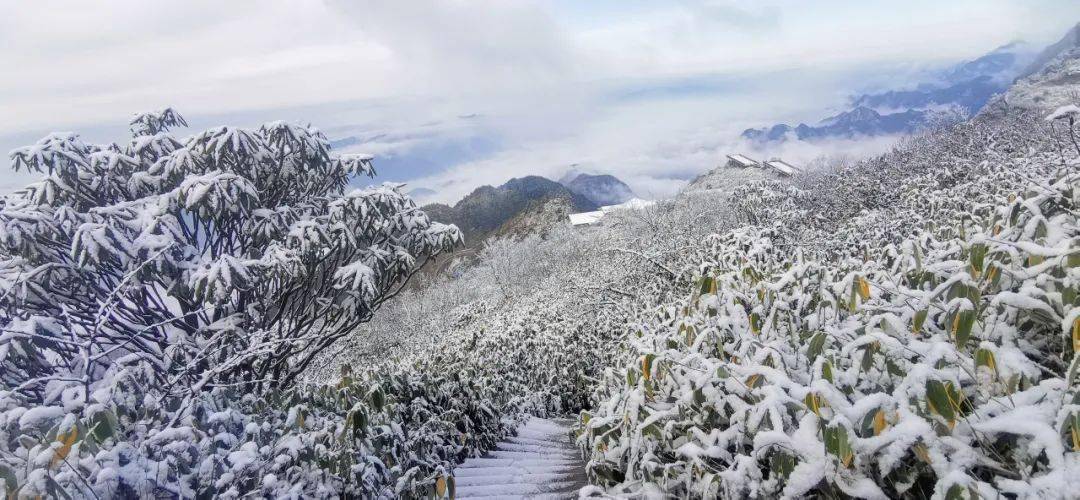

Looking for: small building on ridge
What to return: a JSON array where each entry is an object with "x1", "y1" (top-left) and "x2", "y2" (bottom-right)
[{"x1": 726, "y1": 154, "x2": 759, "y2": 168}]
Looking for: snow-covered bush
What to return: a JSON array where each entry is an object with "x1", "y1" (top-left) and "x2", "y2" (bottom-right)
[
  {"x1": 0, "y1": 357, "x2": 519, "y2": 497},
  {"x1": 579, "y1": 108, "x2": 1080, "y2": 498},
  {"x1": 0, "y1": 109, "x2": 463, "y2": 497}
]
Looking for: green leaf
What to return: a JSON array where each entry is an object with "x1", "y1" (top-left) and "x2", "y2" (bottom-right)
[
  {"x1": 944, "y1": 484, "x2": 974, "y2": 500},
  {"x1": 370, "y1": 387, "x2": 385, "y2": 412},
  {"x1": 90, "y1": 409, "x2": 116, "y2": 443},
  {"x1": 974, "y1": 348, "x2": 997, "y2": 375},
  {"x1": 821, "y1": 361, "x2": 834, "y2": 383},
  {"x1": 770, "y1": 452, "x2": 797, "y2": 479},
  {"x1": 350, "y1": 409, "x2": 368, "y2": 439},
  {"x1": 693, "y1": 388, "x2": 706, "y2": 406},
  {"x1": 952, "y1": 310, "x2": 976, "y2": 347},
  {"x1": 823, "y1": 424, "x2": 854, "y2": 467},
  {"x1": 969, "y1": 243, "x2": 987, "y2": 277},
  {"x1": 698, "y1": 276, "x2": 716, "y2": 295},
  {"x1": 860, "y1": 342, "x2": 878, "y2": 373},
  {"x1": 804, "y1": 392, "x2": 825, "y2": 416},
  {"x1": 885, "y1": 359, "x2": 905, "y2": 377},
  {"x1": 1068, "y1": 356, "x2": 1080, "y2": 389},
  {"x1": 807, "y1": 332, "x2": 826, "y2": 363},
  {"x1": 925, "y1": 380, "x2": 957, "y2": 427}
]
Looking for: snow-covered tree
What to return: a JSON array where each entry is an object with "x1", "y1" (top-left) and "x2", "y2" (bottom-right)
[{"x1": 0, "y1": 108, "x2": 461, "y2": 406}]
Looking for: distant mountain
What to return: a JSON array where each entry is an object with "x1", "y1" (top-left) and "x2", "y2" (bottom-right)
[
  {"x1": 743, "y1": 40, "x2": 1037, "y2": 144},
  {"x1": 423, "y1": 176, "x2": 597, "y2": 246},
  {"x1": 742, "y1": 106, "x2": 934, "y2": 142},
  {"x1": 561, "y1": 173, "x2": 635, "y2": 206},
  {"x1": 407, "y1": 187, "x2": 437, "y2": 199},
  {"x1": 944, "y1": 41, "x2": 1035, "y2": 85},
  {"x1": 850, "y1": 76, "x2": 1006, "y2": 114},
  {"x1": 1003, "y1": 23, "x2": 1080, "y2": 112},
  {"x1": 1016, "y1": 23, "x2": 1080, "y2": 81}
]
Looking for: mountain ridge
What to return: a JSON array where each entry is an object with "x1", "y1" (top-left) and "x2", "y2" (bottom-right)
[
  {"x1": 742, "y1": 38, "x2": 1039, "y2": 144},
  {"x1": 422, "y1": 175, "x2": 598, "y2": 247}
]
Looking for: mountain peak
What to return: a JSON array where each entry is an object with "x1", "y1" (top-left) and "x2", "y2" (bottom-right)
[
  {"x1": 423, "y1": 175, "x2": 597, "y2": 247},
  {"x1": 1001, "y1": 22, "x2": 1080, "y2": 113},
  {"x1": 820, "y1": 106, "x2": 881, "y2": 126},
  {"x1": 741, "y1": 31, "x2": 1053, "y2": 145},
  {"x1": 1012, "y1": 23, "x2": 1080, "y2": 81},
  {"x1": 561, "y1": 173, "x2": 636, "y2": 206}
]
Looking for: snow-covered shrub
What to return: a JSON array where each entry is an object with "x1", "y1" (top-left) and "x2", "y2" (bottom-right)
[
  {"x1": 579, "y1": 108, "x2": 1080, "y2": 498},
  {"x1": 0, "y1": 354, "x2": 517, "y2": 497},
  {"x1": 0, "y1": 109, "x2": 463, "y2": 497}
]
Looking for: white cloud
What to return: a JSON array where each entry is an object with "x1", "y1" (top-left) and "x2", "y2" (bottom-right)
[
  {"x1": 403, "y1": 77, "x2": 902, "y2": 204},
  {"x1": 3, "y1": 0, "x2": 1080, "y2": 197}
]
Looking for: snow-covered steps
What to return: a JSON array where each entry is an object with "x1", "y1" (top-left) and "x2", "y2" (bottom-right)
[{"x1": 454, "y1": 417, "x2": 587, "y2": 499}]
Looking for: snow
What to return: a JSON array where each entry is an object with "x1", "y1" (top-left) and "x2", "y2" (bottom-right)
[
  {"x1": 0, "y1": 107, "x2": 467, "y2": 499},
  {"x1": 568, "y1": 210, "x2": 604, "y2": 226},
  {"x1": 578, "y1": 103, "x2": 1080, "y2": 498},
  {"x1": 765, "y1": 159, "x2": 801, "y2": 176},
  {"x1": 727, "y1": 154, "x2": 759, "y2": 167},
  {"x1": 570, "y1": 198, "x2": 656, "y2": 226},
  {"x1": 599, "y1": 198, "x2": 656, "y2": 212},
  {"x1": 1046, "y1": 104, "x2": 1080, "y2": 121},
  {"x1": 454, "y1": 417, "x2": 586, "y2": 499},
  {"x1": 17, "y1": 406, "x2": 63, "y2": 430}
]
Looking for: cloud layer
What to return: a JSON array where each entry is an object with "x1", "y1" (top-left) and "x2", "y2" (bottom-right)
[{"x1": 3, "y1": 1, "x2": 1079, "y2": 198}]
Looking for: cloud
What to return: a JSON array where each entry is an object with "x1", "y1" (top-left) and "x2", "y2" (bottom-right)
[
  {"x1": 3, "y1": 0, "x2": 1080, "y2": 198},
  {"x1": 7, "y1": 0, "x2": 1079, "y2": 136},
  {"x1": 326, "y1": 1, "x2": 580, "y2": 93},
  {"x1": 400, "y1": 76, "x2": 904, "y2": 204},
  {"x1": 688, "y1": 1, "x2": 781, "y2": 31}
]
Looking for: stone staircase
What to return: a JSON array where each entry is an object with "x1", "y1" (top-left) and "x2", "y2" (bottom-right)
[{"x1": 454, "y1": 417, "x2": 587, "y2": 499}]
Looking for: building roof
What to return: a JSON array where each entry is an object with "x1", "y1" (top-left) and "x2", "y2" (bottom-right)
[
  {"x1": 766, "y1": 159, "x2": 801, "y2": 176},
  {"x1": 726, "y1": 154, "x2": 758, "y2": 167}
]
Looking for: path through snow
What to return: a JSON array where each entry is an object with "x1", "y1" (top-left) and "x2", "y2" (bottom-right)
[{"x1": 454, "y1": 417, "x2": 587, "y2": 499}]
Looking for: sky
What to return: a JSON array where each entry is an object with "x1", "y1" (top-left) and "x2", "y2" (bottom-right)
[{"x1": 2, "y1": 1, "x2": 1079, "y2": 201}]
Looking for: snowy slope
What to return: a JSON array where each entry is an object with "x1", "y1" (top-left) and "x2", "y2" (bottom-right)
[
  {"x1": 1003, "y1": 23, "x2": 1080, "y2": 112},
  {"x1": 682, "y1": 162, "x2": 780, "y2": 194}
]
